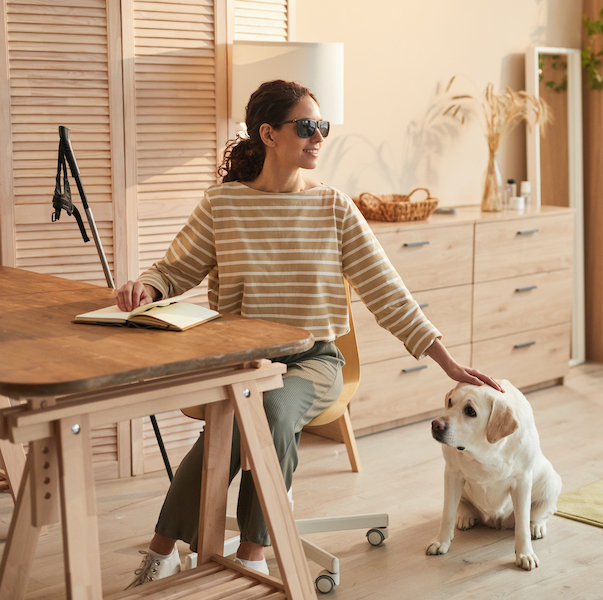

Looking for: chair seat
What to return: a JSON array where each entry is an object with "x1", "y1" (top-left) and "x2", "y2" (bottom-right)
[{"x1": 305, "y1": 381, "x2": 357, "y2": 427}]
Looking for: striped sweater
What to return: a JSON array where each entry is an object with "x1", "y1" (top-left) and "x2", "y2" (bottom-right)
[{"x1": 138, "y1": 181, "x2": 441, "y2": 359}]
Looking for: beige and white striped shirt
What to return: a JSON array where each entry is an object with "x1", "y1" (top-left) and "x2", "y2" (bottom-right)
[{"x1": 138, "y1": 182, "x2": 441, "y2": 359}]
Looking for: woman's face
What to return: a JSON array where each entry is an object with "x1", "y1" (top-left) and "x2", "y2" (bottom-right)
[{"x1": 269, "y1": 95, "x2": 325, "y2": 171}]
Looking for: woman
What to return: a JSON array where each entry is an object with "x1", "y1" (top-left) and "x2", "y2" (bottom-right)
[{"x1": 118, "y1": 79, "x2": 502, "y2": 587}]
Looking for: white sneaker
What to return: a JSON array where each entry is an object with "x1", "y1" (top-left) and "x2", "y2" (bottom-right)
[
  {"x1": 184, "y1": 552, "x2": 268, "y2": 576},
  {"x1": 233, "y1": 556, "x2": 269, "y2": 575},
  {"x1": 125, "y1": 547, "x2": 180, "y2": 589},
  {"x1": 184, "y1": 552, "x2": 198, "y2": 570}
]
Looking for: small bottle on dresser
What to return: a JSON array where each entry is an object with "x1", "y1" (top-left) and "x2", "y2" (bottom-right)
[
  {"x1": 509, "y1": 196, "x2": 525, "y2": 210},
  {"x1": 504, "y1": 179, "x2": 516, "y2": 206},
  {"x1": 520, "y1": 181, "x2": 531, "y2": 206}
]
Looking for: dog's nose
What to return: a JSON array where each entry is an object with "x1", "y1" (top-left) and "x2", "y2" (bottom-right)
[{"x1": 431, "y1": 418, "x2": 447, "y2": 432}]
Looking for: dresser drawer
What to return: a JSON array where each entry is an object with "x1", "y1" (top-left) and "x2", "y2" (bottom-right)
[
  {"x1": 375, "y1": 224, "x2": 474, "y2": 291},
  {"x1": 471, "y1": 323, "x2": 570, "y2": 389},
  {"x1": 350, "y1": 344, "x2": 471, "y2": 436},
  {"x1": 352, "y1": 284, "x2": 472, "y2": 363},
  {"x1": 474, "y1": 213, "x2": 573, "y2": 282},
  {"x1": 472, "y1": 270, "x2": 572, "y2": 342}
]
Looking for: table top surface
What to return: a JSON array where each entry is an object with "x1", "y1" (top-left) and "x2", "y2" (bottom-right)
[{"x1": 0, "y1": 267, "x2": 314, "y2": 397}]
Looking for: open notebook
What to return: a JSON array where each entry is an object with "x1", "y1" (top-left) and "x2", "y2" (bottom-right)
[{"x1": 74, "y1": 294, "x2": 219, "y2": 331}]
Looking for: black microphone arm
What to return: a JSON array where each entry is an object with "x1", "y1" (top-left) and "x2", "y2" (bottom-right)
[{"x1": 58, "y1": 126, "x2": 115, "y2": 289}]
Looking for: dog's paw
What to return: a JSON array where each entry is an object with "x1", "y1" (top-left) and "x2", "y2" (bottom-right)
[
  {"x1": 425, "y1": 540, "x2": 451, "y2": 555},
  {"x1": 531, "y1": 521, "x2": 547, "y2": 539},
  {"x1": 456, "y1": 515, "x2": 479, "y2": 531},
  {"x1": 516, "y1": 550, "x2": 539, "y2": 570}
]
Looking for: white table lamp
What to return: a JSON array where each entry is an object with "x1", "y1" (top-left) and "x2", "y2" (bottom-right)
[{"x1": 231, "y1": 40, "x2": 344, "y2": 125}]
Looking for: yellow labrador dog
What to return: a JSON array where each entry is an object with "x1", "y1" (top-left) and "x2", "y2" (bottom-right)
[{"x1": 425, "y1": 380, "x2": 561, "y2": 570}]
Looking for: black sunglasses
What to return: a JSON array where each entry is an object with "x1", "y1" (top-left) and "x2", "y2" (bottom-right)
[{"x1": 276, "y1": 118, "x2": 330, "y2": 138}]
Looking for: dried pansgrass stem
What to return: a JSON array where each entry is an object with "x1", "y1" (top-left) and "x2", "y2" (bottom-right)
[
  {"x1": 443, "y1": 76, "x2": 552, "y2": 153},
  {"x1": 442, "y1": 76, "x2": 552, "y2": 210}
]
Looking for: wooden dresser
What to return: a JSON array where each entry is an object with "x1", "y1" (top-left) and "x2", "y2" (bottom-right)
[{"x1": 345, "y1": 205, "x2": 574, "y2": 438}]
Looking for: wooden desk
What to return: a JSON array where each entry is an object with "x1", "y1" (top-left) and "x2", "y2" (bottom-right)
[{"x1": 0, "y1": 266, "x2": 317, "y2": 600}]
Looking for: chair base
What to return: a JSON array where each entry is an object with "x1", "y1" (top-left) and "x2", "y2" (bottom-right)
[{"x1": 184, "y1": 512, "x2": 389, "y2": 594}]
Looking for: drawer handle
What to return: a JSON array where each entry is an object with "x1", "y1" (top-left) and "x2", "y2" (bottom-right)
[
  {"x1": 418, "y1": 303, "x2": 429, "y2": 309},
  {"x1": 514, "y1": 341, "x2": 536, "y2": 349},
  {"x1": 515, "y1": 285, "x2": 538, "y2": 293},
  {"x1": 402, "y1": 241, "x2": 430, "y2": 248},
  {"x1": 516, "y1": 228, "x2": 539, "y2": 235},
  {"x1": 401, "y1": 364, "x2": 428, "y2": 374}
]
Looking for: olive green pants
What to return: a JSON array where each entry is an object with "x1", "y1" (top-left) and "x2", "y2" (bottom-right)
[{"x1": 154, "y1": 341, "x2": 344, "y2": 550}]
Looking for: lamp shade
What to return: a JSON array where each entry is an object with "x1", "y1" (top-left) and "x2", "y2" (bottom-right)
[{"x1": 231, "y1": 41, "x2": 344, "y2": 124}]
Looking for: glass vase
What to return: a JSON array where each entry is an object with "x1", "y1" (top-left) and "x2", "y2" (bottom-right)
[{"x1": 481, "y1": 151, "x2": 503, "y2": 212}]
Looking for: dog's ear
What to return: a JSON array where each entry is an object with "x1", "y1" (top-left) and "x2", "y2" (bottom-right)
[
  {"x1": 444, "y1": 387, "x2": 455, "y2": 406},
  {"x1": 486, "y1": 398, "x2": 520, "y2": 443}
]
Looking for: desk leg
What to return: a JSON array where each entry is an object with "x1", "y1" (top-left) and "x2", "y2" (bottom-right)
[
  {"x1": 28, "y1": 397, "x2": 60, "y2": 528},
  {"x1": 30, "y1": 437, "x2": 60, "y2": 528},
  {"x1": 0, "y1": 455, "x2": 43, "y2": 600},
  {"x1": 0, "y1": 396, "x2": 26, "y2": 502},
  {"x1": 229, "y1": 380, "x2": 316, "y2": 600},
  {"x1": 56, "y1": 414, "x2": 103, "y2": 600},
  {"x1": 197, "y1": 399, "x2": 234, "y2": 565}
]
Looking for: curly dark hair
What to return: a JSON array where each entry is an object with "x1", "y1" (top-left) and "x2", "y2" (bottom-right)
[{"x1": 217, "y1": 80, "x2": 318, "y2": 182}]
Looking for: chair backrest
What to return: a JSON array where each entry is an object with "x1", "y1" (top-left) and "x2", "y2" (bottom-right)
[
  {"x1": 304, "y1": 280, "x2": 360, "y2": 427},
  {"x1": 181, "y1": 280, "x2": 360, "y2": 425}
]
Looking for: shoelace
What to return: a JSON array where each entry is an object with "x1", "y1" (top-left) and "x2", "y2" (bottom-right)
[{"x1": 125, "y1": 551, "x2": 162, "y2": 589}]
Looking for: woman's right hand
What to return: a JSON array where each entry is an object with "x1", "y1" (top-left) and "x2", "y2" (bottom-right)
[{"x1": 115, "y1": 281, "x2": 157, "y2": 312}]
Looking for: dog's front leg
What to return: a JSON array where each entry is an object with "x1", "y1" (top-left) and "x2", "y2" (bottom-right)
[
  {"x1": 511, "y1": 474, "x2": 539, "y2": 570},
  {"x1": 426, "y1": 466, "x2": 464, "y2": 556}
]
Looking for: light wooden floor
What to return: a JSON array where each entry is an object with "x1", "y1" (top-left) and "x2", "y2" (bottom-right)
[{"x1": 2, "y1": 363, "x2": 603, "y2": 600}]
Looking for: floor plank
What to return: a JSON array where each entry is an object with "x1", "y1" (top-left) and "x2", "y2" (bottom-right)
[{"x1": 1, "y1": 363, "x2": 603, "y2": 599}]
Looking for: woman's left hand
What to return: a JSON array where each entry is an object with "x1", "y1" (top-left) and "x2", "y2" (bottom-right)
[
  {"x1": 442, "y1": 362, "x2": 504, "y2": 392},
  {"x1": 424, "y1": 338, "x2": 504, "y2": 392}
]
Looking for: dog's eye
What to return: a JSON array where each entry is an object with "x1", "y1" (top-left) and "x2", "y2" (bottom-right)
[
  {"x1": 464, "y1": 405, "x2": 477, "y2": 418},
  {"x1": 447, "y1": 397, "x2": 452, "y2": 408}
]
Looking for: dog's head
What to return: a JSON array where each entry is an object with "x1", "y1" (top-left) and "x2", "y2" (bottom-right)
[{"x1": 431, "y1": 380, "x2": 520, "y2": 453}]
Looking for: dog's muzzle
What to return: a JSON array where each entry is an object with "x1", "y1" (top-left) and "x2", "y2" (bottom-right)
[
  {"x1": 431, "y1": 418, "x2": 447, "y2": 444},
  {"x1": 431, "y1": 418, "x2": 465, "y2": 451}
]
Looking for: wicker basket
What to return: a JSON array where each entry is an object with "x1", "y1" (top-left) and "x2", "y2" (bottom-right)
[{"x1": 353, "y1": 188, "x2": 439, "y2": 222}]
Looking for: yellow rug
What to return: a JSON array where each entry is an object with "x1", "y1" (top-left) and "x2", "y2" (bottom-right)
[{"x1": 555, "y1": 480, "x2": 603, "y2": 528}]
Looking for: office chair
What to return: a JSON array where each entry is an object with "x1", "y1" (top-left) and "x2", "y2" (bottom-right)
[{"x1": 181, "y1": 281, "x2": 389, "y2": 593}]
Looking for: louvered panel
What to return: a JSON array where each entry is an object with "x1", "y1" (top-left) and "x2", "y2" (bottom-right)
[
  {"x1": 91, "y1": 425, "x2": 118, "y2": 462},
  {"x1": 16, "y1": 221, "x2": 114, "y2": 286},
  {"x1": 142, "y1": 411, "x2": 204, "y2": 474},
  {"x1": 234, "y1": 0, "x2": 288, "y2": 41},
  {"x1": 135, "y1": 0, "x2": 213, "y2": 15},
  {"x1": 138, "y1": 216, "x2": 189, "y2": 272},
  {"x1": 138, "y1": 188, "x2": 209, "y2": 202},
  {"x1": 142, "y1": 416, "x2": 204, "y2": 450},
  {"x1": 235, "y1": 24, "x2": 287, "y2": 41},
  {"x1": 91, "y1": 423, "x2": 120, "y2": 481},
  {"x1": 132, "y1": 0, "x2": 216, "y2": 271},
  {"x1": 137, "y1": 156, "x2": 213, "y2": 171},
  {"x1": 6, "y1": 0, "x2": 115, "y2": 285},
  {"x1": 138, "y1": 214, "x2": 210, "y2": 302}
]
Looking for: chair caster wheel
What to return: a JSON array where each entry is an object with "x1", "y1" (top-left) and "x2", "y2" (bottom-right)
[
  {"x1": 366, "y1": 527, "x2": 387, "y2": 546},
  {"x1": 315, "y1": 570, "x2": 338, "y2": 593}
]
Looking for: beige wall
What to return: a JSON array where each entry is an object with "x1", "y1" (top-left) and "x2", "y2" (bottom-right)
[{"x1": 296, "y1": 0, "x2": 582, "y2": 205}]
